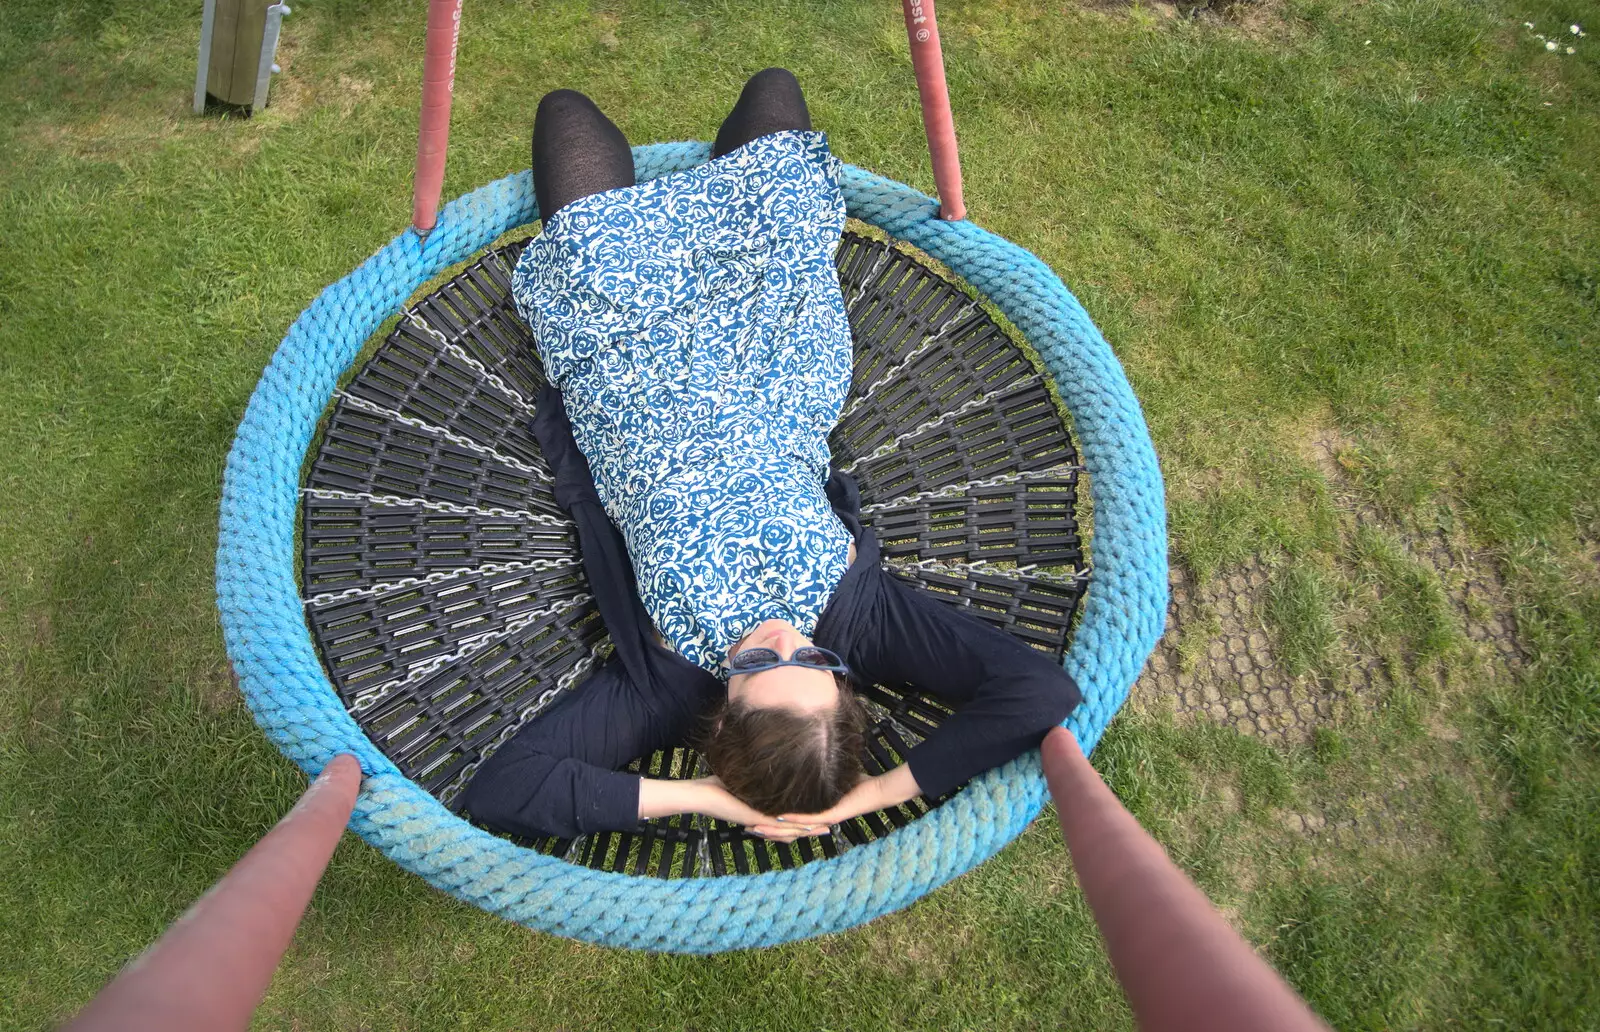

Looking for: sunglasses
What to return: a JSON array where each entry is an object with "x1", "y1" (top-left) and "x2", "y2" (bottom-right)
[{"x1": 727, "y1": 645, "x2": 851, "y2": 678}]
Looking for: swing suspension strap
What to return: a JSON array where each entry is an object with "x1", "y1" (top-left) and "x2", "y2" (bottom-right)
[
  {"x1": 901, "y1": 0, "x2": 965, "y2": 221},
  {"x1": 413, "y1": 0, "x2": 463, "y2": 235},
  {"x1": 409, "y1": 0, "x2": 967, "y2": 235}
]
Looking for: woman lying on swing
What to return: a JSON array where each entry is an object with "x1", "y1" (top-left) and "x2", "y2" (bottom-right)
[{"x1": 462, "y1": 69, "x2": 1081, "y2": 843}]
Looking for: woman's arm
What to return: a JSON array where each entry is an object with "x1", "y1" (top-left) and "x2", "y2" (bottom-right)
[
  {"x1": 640, "y1": 776, "x2": 801, "y2": 830},
  {"x1": 845, "y1": 567, "x2": 1081, "y2": 801},
  {"x1": 769, "y1": 586, "x2": 1077, "y2": 834},
  {"x1": 461, "y1": 654, "x2": 661, "y2": 839},
  {"x1": 472, "y1": 385, "x2": 759, "y2": 837},
  {"x1": 637, "y1": 778, "x2": 710, "y2": 821},
  {"x1": 808, "y1": 469, "x2": 1080, "y2": 829},
  {"x1": 462, "y1": 644, "x2": 728, "y2": 838},
  {"x1": 460, "y1": 619, "x2": 777, "y2": 836},
  {"x1": 764, "y1": 598, "x2": 1068, "y2": 832}
]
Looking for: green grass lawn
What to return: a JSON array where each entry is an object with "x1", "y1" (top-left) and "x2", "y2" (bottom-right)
[{"x1": 3, "y1": 0, "x2": 1598, "y2": 1028}]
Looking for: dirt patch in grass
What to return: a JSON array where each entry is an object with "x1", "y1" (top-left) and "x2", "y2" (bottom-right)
[
  {"x1": 1131, "y1": 405, "x2": 1532, "y2": 854},
  {"x1": 1277, "y1": 779, "x2": 1438, "y2": 857},
  {"x1": 864, "y1": 907, "x2": 976, "y2": 979},
  {"x1": 1080, "y1": 0, "x2": 1292, "y2": 37},
  {"x1": 1571, "y1": 535, "x2": 1600, "y2": 593},
  {"x1": 1131, "y1": 485, "x2": 1527, "y2": 750},
  {"x1": 1231, "y1": 1, "x2": 1296, "y2": 41},
  {"x1": 1296, "y1": 416, "x2": 1357, "y2": 486},
  {"x1": 331, "y1": 74, "x2": 374, "y2": 116},
  {"x1": 23, "y1": 609, "x2": 53, "y2": 648},
  {"x1": 37, "y1": 110, "x2": 182, "y2": 161},
  {"x1": 1082, "y1": 1, "x2": 1183, "y2": 20},
  {"x1": 199, "y1": 659, "x2": 243, "y2": 714},
  {"x1": 254, "y1": 30, "x2": 310, "y2": 121}
]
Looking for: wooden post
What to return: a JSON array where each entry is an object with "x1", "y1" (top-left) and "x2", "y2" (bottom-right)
[{"x1": 194, "y1": 0, "x2": 290, "y2": 113}]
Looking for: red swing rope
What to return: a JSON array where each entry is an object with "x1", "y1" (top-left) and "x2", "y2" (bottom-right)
[
  {"x1": 410, "y1": 0, "x2": 967, "y2": 234},
  {"x1": 412, "y1": 0, "x2": 464, "y2": 235},
  {"x1": 901, "y1": 0, "x2": 966, "y2": 221}
]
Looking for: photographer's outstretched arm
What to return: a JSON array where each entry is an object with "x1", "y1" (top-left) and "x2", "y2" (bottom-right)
[
  {"x1": 62, "y1": 755, "x2": 362, "y2": 1032},
  {"x1": 1041, "y1": 728, "x2": 1329, "y2": 1032}
]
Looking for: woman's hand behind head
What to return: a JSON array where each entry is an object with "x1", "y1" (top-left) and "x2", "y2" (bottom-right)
[
  {"x1": 754, "y1": 764, "x2": 924, "y2": 840},
  {"x1": 687, "y1": 777, "x2": 786, "y2": 829}
]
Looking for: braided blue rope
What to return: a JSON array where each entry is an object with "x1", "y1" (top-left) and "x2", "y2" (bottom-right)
[{"x1": 216, "y1": 142, "x2": 1167, "y2": 953}]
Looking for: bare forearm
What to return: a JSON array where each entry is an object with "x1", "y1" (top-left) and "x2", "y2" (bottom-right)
[
  {"x1": 869, "y1": 762, "x2": 921, "y2": 810},
  {"x1": 637, "y1": 778, "x2": 705, "y2": 820},
  {"x1": 1042, "y1": 729, "x2": 1328, "y2": 1032}
]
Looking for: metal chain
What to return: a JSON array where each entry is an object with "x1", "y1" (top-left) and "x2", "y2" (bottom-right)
[
  {"x1": 303, "y1": 556, "x2": 580, "y2": 608},
  {"x1": 302, "y1": 487, "x2": 572, "y2": 528},
  {"x1": 486, "y1": 246, "x2": 517, "y2": 281},
  {"x1": 404, "y1": 311, "x2": 537, "y2": 414},
  {"x1": 346, "y1": 592, "x2": 594, "y2": 714},
  {"x1": 336, "y1": 390, "x2": 545, "y2": 476},
  {"x1": 859, "y1": 462, "x2": 1083, "y2": 514},
  {"x1": 837, "y1": 299, "x2": 977, "y2": 422},
  {"x1": 861, "y1": 694, "x2": 928, "y2": 753},
  {"x1": 850, "y1": 246, "x2": 893, "y2": 306},
  {"x1": 435, "y1": 647, "x2": 601, "y2": 807},
  {"x1": 885, "y1": 554, "x2": 1090, "y2": 589},
  {"x1": 840, "y1": 385, "x2": 1007, "y2": 475}
]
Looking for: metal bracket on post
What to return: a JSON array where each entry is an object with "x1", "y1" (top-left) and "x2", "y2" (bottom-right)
[
  {"x1": 252, "y1": 3, "x2": 293, "y2": 113},
  {"x1": 193, "y1": 0, "x2": 219, "y2": 115}
]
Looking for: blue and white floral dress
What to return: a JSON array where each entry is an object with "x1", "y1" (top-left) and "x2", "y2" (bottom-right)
[{"x1": 511, "y1": 130, "x2": 854, "y2": 676}]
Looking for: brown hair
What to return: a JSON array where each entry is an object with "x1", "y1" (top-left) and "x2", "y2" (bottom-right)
[{"x1": 697, "y1": 677, "x2": 868, "y2": 816}]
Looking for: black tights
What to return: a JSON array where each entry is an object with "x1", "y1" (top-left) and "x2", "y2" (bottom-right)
[{"x1": 532, "y1": 68, "x2": 813, "y2": 222}]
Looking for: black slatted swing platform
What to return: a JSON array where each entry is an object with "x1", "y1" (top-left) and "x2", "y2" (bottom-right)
[{"x1": 299, "y1": 229, "x2": 1087, "y2": 877}]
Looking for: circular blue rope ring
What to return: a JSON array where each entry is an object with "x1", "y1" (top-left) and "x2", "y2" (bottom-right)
[{"x1": 217, "y1": 143, "x2": 1168, "y2": 953}]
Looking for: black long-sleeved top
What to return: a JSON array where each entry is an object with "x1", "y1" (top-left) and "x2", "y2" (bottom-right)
[{"x1": 461, "y1": 386, "x2": 1082, "y2": 839}]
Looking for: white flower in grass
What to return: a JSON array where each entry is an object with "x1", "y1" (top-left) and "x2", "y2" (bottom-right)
[
  {"x1": 1546, "y1": 40, "x2": 1558, "y2": 50},
  {"x1": 1524, "y1": 22, "x2": 1534, "y2": 29},
  {"x1": 1573, "y1": 25, "x2": 1584, "y2": 36},
  {"x1": 1568, "y1": 47, "x2": 1577, "y2": 54}
]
